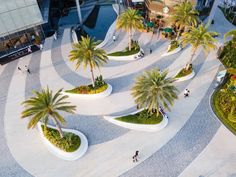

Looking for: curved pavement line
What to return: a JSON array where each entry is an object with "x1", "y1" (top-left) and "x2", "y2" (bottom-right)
[
  {"x1": 40, "y1": 37, "x2": 74, "y2": 91},
  {"x1": 59, "y1": 29, "x2": 153, "y2": 80},
  {"x1": 59, "y1": 28, "x2": 202, "y2": 82},
  {"x1": 58, "y1": 45, "x2": 204, "y2": 116},
  {"x1": 43, "y1": 34, "x2": 204, "y2": 116},
  {"x1": 0, "y1": 58, "x2": 32, "y2": 177},
  {"x1": 60, "y1": 29, "x2": 134, "y2": 70},
  {"x1": 121, "y1": 72, "x2": 221, "y2": 177},
  {"x1": 179, "y1": 126, "x2": 236, "y2": 177},
  {"x1": 59, "y1": 37, "x2": 168, "y2": 80},
  {"x1": 52, "y1": 32, "x2": 90, "y2": 86},
  {"x1": 25, "y1": 50, "x2": 43, "y2": 98},
  {"x1": 4, "y1": 47, "x2": 220, "y2": 177}
]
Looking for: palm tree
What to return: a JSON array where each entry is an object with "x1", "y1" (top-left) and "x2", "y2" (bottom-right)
[
  {"x1": 224, "y1": 29, "x2": 236, "y2": 42},
  {"x1": 69, "y1": 36, "x2": 108, "y2": 87},
  {"x1": 132, "y1": 68, "x2": 178, "y2": 116},
  {"x1": 181, "y1": 24, "x2": 218, "y2": 70},
  {"x1": 21, "y1": 88, "x2": 76, "y2": 138},
  {"x1": 168, "y1": 0, "x2": 199, "y2": 39},
  {"x1": 116, "y1": 8, "x2": 144, "y2": 51}
]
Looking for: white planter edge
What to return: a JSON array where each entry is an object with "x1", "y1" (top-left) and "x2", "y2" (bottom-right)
[
  {"x1": 175, "y1": 70, "x2": 195, "y2": 82},
  {"x1": 108, "y1": 49, "x2": 143, "y2": 61},
  {"x1": 103, "y1": 109, "x2": 168, "y2": 132},
  {"x1": 162, "y1": 46, "x2": 182, "y2": 57},
  {"x1": 63, "y1": 84, "x2": 112, "y2": 100},
  {"x1": 37, "y1": 123, "x2": 88, "y2": 161}
]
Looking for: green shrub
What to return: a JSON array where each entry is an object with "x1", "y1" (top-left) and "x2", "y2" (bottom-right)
[
  {"x1": 175, "y1": 64, "x2": 193, "y2": 78},
  {"x1": 212, "y1": 78, "x2": 236, "y2": 134},
  {"x1": 108, "y1": 40, "x2": 140, "y2": 56},
  {"x1": 228, "y1": 105, "x2": 236, "y2": 123},
  {"x1": 65, "y1": 75, "x2": 108, "y2": 94},
  {"x1": 94, "y1": 75, "x2": 106, "y2": 88},
  {"x1": 218, "y1": 41, "x2": 236, "y2": 68},
  {"x1": 116, "y1": 109, "x2": 163, "y2": 124},
  {"x1": 42, "y1": 125, "x2": 81, "y2": 152},
  {"x1": 66, "y1": 84, "x2": 108, "y2": 94},
  {"x1": 168, "y1": 40, "x2": 179, "y2": 52}
]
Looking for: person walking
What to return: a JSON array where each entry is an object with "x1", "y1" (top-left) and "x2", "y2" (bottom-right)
[
  {"x1": 25, "y1": 65, "x2": 31, "y2": 74},
  {"x1": 132, "y1": 150, "x2": 139, "y2": 162},
  {"x1": 150, "y1": 48, "x2": 152, "y2": 54},
  {"x1": 140, "y1": 49, "x2": 144, "y2": 56},
  {"x1": 184, "y1": 89, "x2": 190, "y2": 98},
  {"x1": 53, "y1": 32, "x2": 57, "y2": 40},
  {"x1": 27, "y1": 46, "x2": 32, "y2": 53},
  {"x1": 159, "y1": 106, "x2": 165, "y2": 115},
  {"x1": 113, "y1": 34, "x2": 116, "y2": 42},
  {"x1": 39, "y1": 43, "x2": 43, "y2": 51}
]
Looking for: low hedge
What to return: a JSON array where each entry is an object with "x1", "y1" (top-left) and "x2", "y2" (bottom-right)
[
  {"x1": 108, "y1": 41, "x2": 140, "y2": 56},
  {"x1": 168, "y1": 40, "x2": 179, "y2": 52},
  {"x1": 42, "y1": 125, "x2": 81, "y2": 152},
  {"x1": 65, "y1": 83, "x2": 108, "y2": 94},
  {"x1": 108, "y1": 47, "x2": 140, "y2": 56},
  {"x1": 212, "y1": 78, "x2": 236, "y2": 134},
  {"x1": 116, "y1": 109, "x2": 163, "y2": 124},
  {"x1": 175, "y1": 64, "x2": 193, "y2": 78},
  {"x1": 218, "y1": 41, "x2": 236, "y2": 68}
]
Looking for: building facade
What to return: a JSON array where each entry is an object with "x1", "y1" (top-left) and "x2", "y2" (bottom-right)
[
  {"x1": 0, "y1": 0, "x2": 45, "y2": 59},
  {"x1": 145, "y1": 0, "x2": 215, "y2": 18}
]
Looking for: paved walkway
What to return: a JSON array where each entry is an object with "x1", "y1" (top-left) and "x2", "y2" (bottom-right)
[{"x1": 0, "y1": 5, "x2": 235, "y2": 177}]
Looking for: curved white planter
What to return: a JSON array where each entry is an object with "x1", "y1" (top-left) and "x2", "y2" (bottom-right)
[
  {"x1": 108, "y1": 49, "x2": 143, "y2": 61},
  {"x1": 103, "y1": 110, "x2": 168, "y2": 132},
  {"x1": 162, "y1": 46, "x2": 182, "y2": 57},
  {"x1": 37, "y1": 123, "x2": 88, "y2": 161},
  {"x1": 63, "y1": 84, "x2": 112, "y2": 100},
  {"x1": 175, "y1": 70, "x2": 195, "y2": 82}
]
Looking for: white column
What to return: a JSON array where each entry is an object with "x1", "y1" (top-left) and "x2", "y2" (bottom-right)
[{"x1": 75, "y1": 0, "x2": 83, "y2": 25}]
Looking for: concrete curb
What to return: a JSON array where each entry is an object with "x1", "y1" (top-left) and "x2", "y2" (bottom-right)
[
  {"x1": 162, "y1": 46, "x2": 182, "y2": 57},
  {"x1": 175, "y1": 70, "x2": 195, "y2": 82},
  {"x1": 62, "y1": 84, "x2": 112, "y2": 99},
  {"x1": 103, "y1": 110, "x2": 168, "y2": 132},
  {"x1": 37, "y1": 123, "x2": 88, "y2": 161}
]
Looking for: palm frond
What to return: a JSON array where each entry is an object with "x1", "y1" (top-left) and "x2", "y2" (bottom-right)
[
  {"x1": 132, "y1": 68, "x2": 178, "y2": 114},
  {"x1": 21, "y1": 87, "x2": 76, "y2": 130}
]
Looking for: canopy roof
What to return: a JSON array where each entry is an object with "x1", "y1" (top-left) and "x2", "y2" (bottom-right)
[
  {"x1": 132, "y1": 0, "x2": 144, "y2": 2},
  {"x1": 147, "y1": 21, "x2": 154, "y2": 27},
  {"x1": 0, "y1": 0, "x2": 44, "y2": 37},
  {"x1": 163, "y1": 28, "x2": 173, "y2": 33}
]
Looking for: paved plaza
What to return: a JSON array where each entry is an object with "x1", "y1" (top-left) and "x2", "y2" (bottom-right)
[{"x1": 0, "y1": 5, "x2": 236, "y2": 177}]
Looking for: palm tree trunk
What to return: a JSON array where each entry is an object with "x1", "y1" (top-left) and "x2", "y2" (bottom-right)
[
  {"x1": 176, "y1": 26, "x2": 184, "y2": 40},
  {"x1": 176, "y1": 30, "x2": 181, "y2": 40},
  {"x1": 51, "y1": 116, "x2": 64, "y2": 138},
  {"x1": 89, "y1": 62, "x2": 95, "y2": 87},
  {"x1": 128, "y1": 28, "x2": 132, "y2": 51},
  {"x1": 185, "y1": 48, "x2": 197, "y2": 70}
]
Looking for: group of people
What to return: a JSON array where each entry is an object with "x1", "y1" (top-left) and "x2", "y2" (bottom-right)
[
  {"x1": 184, "y1": 89, "x2": 190, "y2": 98},
  {"x1": 17, "y1": 65, "x2": 31, "y2": 74}
]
